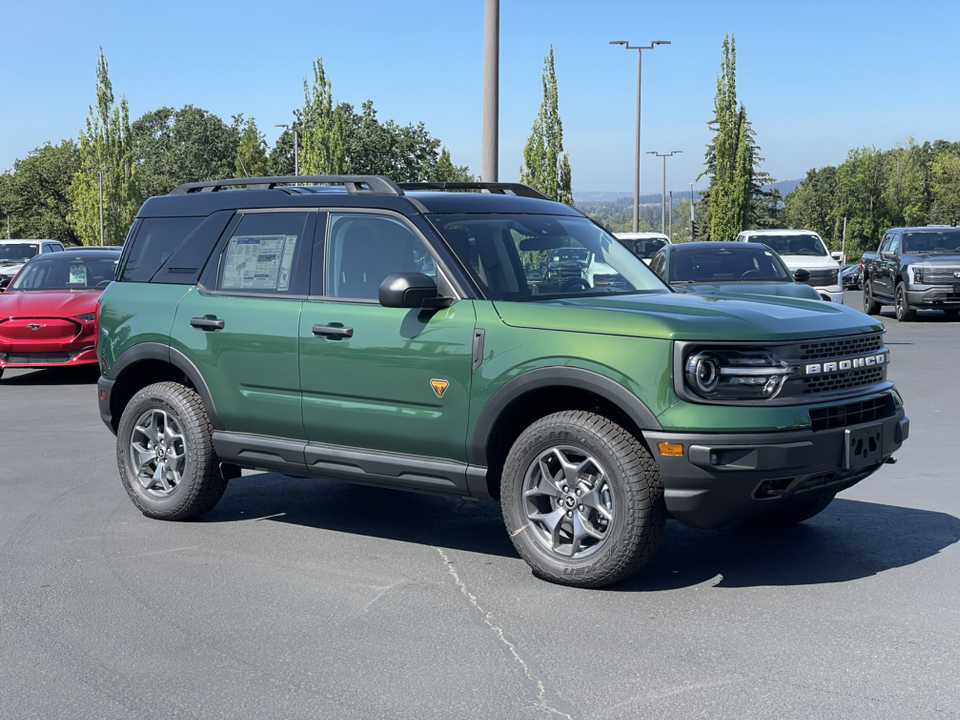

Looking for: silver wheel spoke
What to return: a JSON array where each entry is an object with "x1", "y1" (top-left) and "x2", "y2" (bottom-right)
[
  {"x1": 129, "y1": 407, "x2": 187, "y2": 499},
  {"x1": 521, "y1": 444, "x2": 615, "y2": 560}
]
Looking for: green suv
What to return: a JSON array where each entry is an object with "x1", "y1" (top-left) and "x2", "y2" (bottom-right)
[{"x1": 97, "y1": 176, "x2": 909, "y2": 588}]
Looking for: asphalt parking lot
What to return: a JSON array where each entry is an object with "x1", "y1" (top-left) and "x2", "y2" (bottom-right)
[{"x1": 2, "y1": 291, "x2": 958, "y2": 720}]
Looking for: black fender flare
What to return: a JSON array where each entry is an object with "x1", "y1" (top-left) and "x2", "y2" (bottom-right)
[
  {"x1": 107, "y1": 342, "x2": 223, "y2": 431},
  {"x1": 471, "y1": 366, "x2": 662, "y2": 464}
]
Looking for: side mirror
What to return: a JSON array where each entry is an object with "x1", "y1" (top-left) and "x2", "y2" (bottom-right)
[
  {"x1": 379, "y1": 272, "x2": 452, "y2": 309},
  {"x1": 794, "y1": 268, "x2": 811, "y2": 283},
  {"x1": 830, "y1": 251, "x2": 845, "y2": 263}
]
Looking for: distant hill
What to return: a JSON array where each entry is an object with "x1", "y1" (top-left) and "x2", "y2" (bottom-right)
[{"x1": 574, "y1": 179, "x2": 801, "y2": 205}]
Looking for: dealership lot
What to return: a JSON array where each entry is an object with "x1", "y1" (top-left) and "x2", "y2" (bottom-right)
[{"x1": 2, "y1": 292, "x2": 958, "y2": 720}]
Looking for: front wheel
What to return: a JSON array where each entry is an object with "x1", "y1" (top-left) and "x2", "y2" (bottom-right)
[
  {"x1": 895, "y1": 282, "x2": 916, "y2": 322},
  {"x1": 501, "y1": 411, "x2": 666, "y2": 588},
  {"x1": 116, "y1": 381, "x2": 229, "y2": 520},
  {"x1": 862, "y1": 279, "x2": 880, "y2": 315}
]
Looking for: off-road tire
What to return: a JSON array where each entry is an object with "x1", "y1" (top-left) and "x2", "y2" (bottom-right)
[
  {"x1": 895, "y1": 282, "x2": 916, "y2": 322},
  {"x1": 501, "y1": 411, "x2": 666, "y2": 588},
  {"x1": 748, "y1": 493, "x2": 835, "y2": 527},
  {"x1": 862, "y1": 279, "x2": 881, "y2": 315},
  {"x1": 116, "y1": 381, "x2": 228, "y2": 520}
]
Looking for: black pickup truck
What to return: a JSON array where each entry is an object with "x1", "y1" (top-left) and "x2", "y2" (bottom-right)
[{"x1": 861, "y1": 226, "x2": 960, "y2": 321}]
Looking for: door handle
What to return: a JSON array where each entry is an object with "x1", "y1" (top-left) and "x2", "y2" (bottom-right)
[
  {"x1": 190, "y1": 317, "x2": 225, "y2": 330},
  {"x1": 313, "y1": 324, "x2": 353, "y2": 338}
]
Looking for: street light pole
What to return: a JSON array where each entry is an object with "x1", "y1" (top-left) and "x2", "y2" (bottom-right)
[
  {"x1": 276, "y1": 124, "x2": 319, "y2": 176},
  {"x1": 647, "y1": 150, "x2": 682, "y2": 234},
  {"x1": 610, "y1": 39, "x2": 671, "y2": 233},
  {"x1": 84, "y1": 166, "x2": 116, "y2": 246}
]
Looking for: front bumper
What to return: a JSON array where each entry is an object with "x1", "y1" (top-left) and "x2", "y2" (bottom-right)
[
  {"x1": 905, "y1": 285, "x2": 960, "y2": 308},
  {"x1": 0, "y1": 346, "x2": 98, "y2": 369},
  {"x1": 815, "y1": 286, "x2": 844, "y2": 303},
  {"x1": 645, "y1": 408, "x2": 908, "y2": 529}
]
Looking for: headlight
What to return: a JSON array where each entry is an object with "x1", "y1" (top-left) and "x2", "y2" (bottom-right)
[
  {"x1": 684, "y1": 349, "x2": 794, "y2": 400},
  {"x1": 827, "y1": 269, "x2": 839, "y2": 285},
  {"x1": 75, "y1": 312, "x2": 97, "y2": 323},
  {"x1": 911, "y1": 265, "x2": 924, "y2": 284}
]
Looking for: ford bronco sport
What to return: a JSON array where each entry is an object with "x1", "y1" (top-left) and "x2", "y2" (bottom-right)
[{"x1": 97, "y1": 176, "x2": 909, "y2": 588}]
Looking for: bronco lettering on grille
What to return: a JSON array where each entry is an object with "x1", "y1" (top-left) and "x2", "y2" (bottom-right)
[{"x1": 804, "y1": 351, "x2": 888, "y2": 376}]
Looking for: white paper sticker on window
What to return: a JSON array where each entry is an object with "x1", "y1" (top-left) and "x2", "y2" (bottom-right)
[{"x1": 222, "y1": 234, "x2": 298, "y2": 290}]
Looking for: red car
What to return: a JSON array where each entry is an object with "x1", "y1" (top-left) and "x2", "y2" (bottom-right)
[{"x1": 0, "y1": 247, "x2": 122, "y2": 379}]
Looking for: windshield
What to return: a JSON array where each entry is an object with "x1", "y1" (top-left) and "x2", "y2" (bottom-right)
[
  {"x1": 429, "y1": 214, "x2": 667, "y2": 300},
  {"x1": 0, "y1": 243, "x2": 40, "y2": 263},
  {"x1": 902, "y1": 229, "x2": 960, "y2": 253},
  {"x1": 621, "y1": 238, "x2": 668, "y2": 259},
  {"x1": 10, "y1": 254, "x2": 119, "y2": 291},
  {"x1": 670, "y1": 246, "x2": 790, "y2": 283},
  {"x1": 746, "y1": 234, "x2": 826, "y2": 257}
]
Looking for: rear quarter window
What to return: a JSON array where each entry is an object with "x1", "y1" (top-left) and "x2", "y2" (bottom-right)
[{"x1": 120, "y1": 217, "x2": 203, "y2": 282}]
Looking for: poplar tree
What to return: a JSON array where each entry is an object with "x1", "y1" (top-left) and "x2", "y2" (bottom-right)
[
  {"x1": 701, "y1": 35, "x2": 771, "y2": 240},
  {"x1": 299, "y1": 59, "x2": 346, "y2": 175},
  {"x1": 68, "y1": 49, "x2": 140, "y2": 245},
  {"x1": 520, "y1": 47, "x2": 573, "y2": 205},
  {"x1": 235, "y1": 118, "x2": 269, "y2": 177}
]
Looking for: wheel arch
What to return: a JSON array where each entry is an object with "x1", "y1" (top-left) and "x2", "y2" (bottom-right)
[
  {"x1": 105, "y1": 343, "x2": 222, "y2": 433},
  {"x1": 472, "y1": 367, "x2": 662, "y2": 500}
]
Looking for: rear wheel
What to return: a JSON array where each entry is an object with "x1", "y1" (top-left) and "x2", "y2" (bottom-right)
[
  {"x1": 862, "y1": 279, "x2": 881, "y2": 315},
  {"x1": 116, "y1": 381, "x2": 229, "y2": 520},
  {"x1": 895, "y1": 282, "x2": 916, "y2": 322},
  {"x1": 748, "y1": 493, "x2": 835, "y2": 527},
  {"x1": 501, "y1": 411, "x2": 666, "y2": 588}
]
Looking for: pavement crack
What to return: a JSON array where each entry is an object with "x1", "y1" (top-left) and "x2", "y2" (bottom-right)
[{"x1": 434, "y1": 547, "x2": 574, "y2": 719}]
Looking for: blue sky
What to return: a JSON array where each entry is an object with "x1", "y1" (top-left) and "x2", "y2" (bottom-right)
[{"x1": 3, "y1": 0, "x2": 958, "y2": 195}]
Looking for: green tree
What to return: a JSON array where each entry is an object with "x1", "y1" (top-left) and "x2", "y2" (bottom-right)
[
  {"x1": 929, "y1": 148, "x2": 960, "y2": 224},
  {"x1": 783, "y1": 166, "x2": 839, "y2": 241},
  {"x1": 267, "y1": 127, "x2": 295, "y2": 176},
  {"x1": 883, "y1": 138, "x2": 929, "y2": 227},
  {"x1": 235, "y1": 117, "x2": 269, "y2": 177},
  {"x1": 831, "y1": 146, "x2": 889, "y2": 255},
  {"x1": 299, "y1": 59, "x2": 346, "y2": 175},
  {"x1": 132, "y1": 105, "x2": 242, "y2": 196},
  {"x1": 68, "y1": 49, "x2": 141, "y2": 245},
  {"x1": 0, "y1": 141, "x2": 81, "y2": 244},
  {"x1": 701, "y1": 35, "x2": 773, "y2": 240},
  {"x1": 520, "y1": 47, "x2": 573, "y2": 205}
]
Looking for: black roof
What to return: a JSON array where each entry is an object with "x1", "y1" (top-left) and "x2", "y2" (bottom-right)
[
  {"x1": 138, "y1": 176, "x2": 580, "y2": 219},
  {"x1": 665, "y1": 241, "x2": 768, "y2": 252}
]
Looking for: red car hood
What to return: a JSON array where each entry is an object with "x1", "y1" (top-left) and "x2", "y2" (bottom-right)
[{"x1": 0, "y1": 289, "x2": 102, "y2": 318}]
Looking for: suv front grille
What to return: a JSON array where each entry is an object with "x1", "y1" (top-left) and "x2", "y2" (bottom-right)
[
  {"x1": 809, "y1": 395, "x2": 896, "y2": 431},
  {"x1": 800, "y1": 366, "x2": 886, "y2": 394},
  {"x1": 798, "y1": 335, "x2": 884, "y2": 361},
  {"x1": 802, "y1": 268, "x2": 839, "y2": 287},
  {"x1": 922, "y1": 266, "x2": 960, "y2": 284}
]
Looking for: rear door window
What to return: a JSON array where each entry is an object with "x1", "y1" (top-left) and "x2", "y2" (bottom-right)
[{"x1": 120, "y1": 217, "x2": 203, "y2": 282}]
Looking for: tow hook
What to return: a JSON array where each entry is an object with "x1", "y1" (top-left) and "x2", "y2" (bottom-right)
[{"x1": 885, "y1": 456, "x2": 898, "y2": 465}]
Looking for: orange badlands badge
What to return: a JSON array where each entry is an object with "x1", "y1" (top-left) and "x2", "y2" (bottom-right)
[{"x1": 430, "y1": 379, "x2": 449, "y2": 398}]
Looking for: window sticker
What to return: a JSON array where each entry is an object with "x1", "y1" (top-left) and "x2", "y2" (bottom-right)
[
  {"x1": 69, "y1": 264, "x2": 88, "y2": 285},
  {"x1": 222, "y1": 234, "x2": 298, "y2": 290}
]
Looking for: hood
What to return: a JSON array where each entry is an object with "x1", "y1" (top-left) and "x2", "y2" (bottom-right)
[
  {"x1": 909, "y1": 252, "x2": 960, "y2": 264},
  {"x1": 0, "y1": 261, "x2": 26, "y2": 277},
  {"x1": 777, "y1": 254, "x2": 839, "y2": 271},
  {"x1": 492, "y1": 291, "x2": 881, "y2": 342},
  {"x1": 0, "y1": 289, "x2": 101, "y2": 318},
  {"x1": 680, "y1": 282, "x2": 822, "y2": 301}
]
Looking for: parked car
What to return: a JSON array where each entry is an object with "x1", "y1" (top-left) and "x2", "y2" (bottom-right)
[
  {"x1": 734, "y1": 229, "x2": 843, "y2": 303},
  {"x1": 0, "y1": 239, "x2": 66, "y2": 290},
  {"x1": 542, "y1": 247, "x2": 588, "y2": 281},
  {"x1": 840, "y1": 263, "x2": 862, "y2": 290},
  {"x1": 96, "y1": 175, "x2": 907, "y2": 589},
  {"x1": 614, "y1": 231, "x2": 671, "y2": 264},
  {"x1": 861, "y1": 226, "x2": 960, "y2": 321},
  {"x1": 0, "y1": 247, "x2": 122, "y2": 380},
  {"x1": 648, "y1": 242, "x2": 821, "y2": 301}
]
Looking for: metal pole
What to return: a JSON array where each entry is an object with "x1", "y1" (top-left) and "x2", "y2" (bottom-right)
[
  {"x1": 668, "y1": 190, "x2": 673, "y2": 240},
  {"x1": 611, "y1": 40, "x2": 670, "y2": 233},
  {"x1": 294, "y1": 128, "x2": 300, "y2": 177},
  {"x1": 98, "y1": 169, "x2": 104, "y2": 246},
  {"x1": 647, "y1": 150, "x2": 682, "y2": 235},
  {"x1": 482, "y1": 0, "x2": 499, "y2": 182}
]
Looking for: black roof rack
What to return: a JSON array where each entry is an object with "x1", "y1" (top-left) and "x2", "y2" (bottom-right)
[
  {"x1": 170, "y1": 175, "x2": 404, "y2": 195},
  {"x1": 398, "y1": 181, "x2": 550, "y2": 201}
]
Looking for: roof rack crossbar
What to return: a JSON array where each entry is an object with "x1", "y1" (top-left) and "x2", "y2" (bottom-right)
[
  {"x1": 170, "y1": 175, "x2": 404, "y2": 196},
  {"x1": 397, "y1": 182, "x2": 550, "y2": 201}
]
